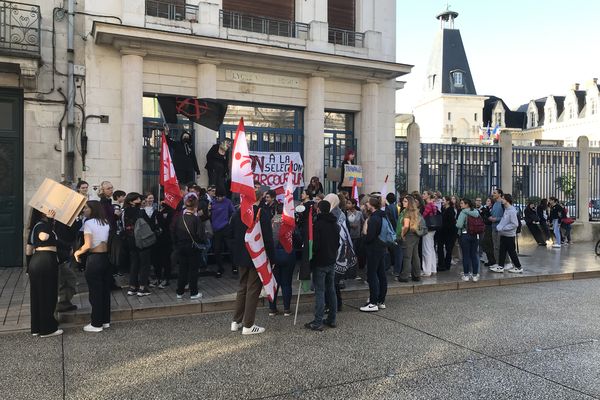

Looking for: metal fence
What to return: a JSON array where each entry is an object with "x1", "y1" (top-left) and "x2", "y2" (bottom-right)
[
  {"x1": 0, "y1": 1, "x2": 41, "y2": 57},
  {"x1": 328, "y1": 28, "x2": 364, "y2": 47},
  {"x1": 395, "y1": 140, "x2": 408, "y2": 194},
  {"x1": 419, "y1": 143, "x2": 500, "y2": 199},
  {"x1": 220, "y1": 9, "x2": 309, "y2": 39},
  {"x1": 589, "y1": 151, "x2": 600, "y2": 221},
  {"x1": 145, "y1": 0, "x2": 198, "y2": 22},
  {"x1": 512, "y1": 147, "x2": 579, "y2": 218}
]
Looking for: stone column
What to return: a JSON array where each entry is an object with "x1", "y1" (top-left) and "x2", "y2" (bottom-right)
[
  {"x1": 305, "y1": 75, "x2": 325, "y2": 183},
  {"x1": 195, "y1": 62, "x2": 219, "y2": 187},
  {"x1": 359, "y1": 81, "x2": 379, "y2": 193},
  {"x1": 120, "y1": 50, "x2": 145, "y2": 192},
  {"x1": 500, "y1": 131, "x2": 513, "y2": 193},
  {"x1": 577, "y1": 136, "x2": 591, "y2": 241},
  {"x1": 406, "y1": 122, "x2": 421, "y2": 193}
]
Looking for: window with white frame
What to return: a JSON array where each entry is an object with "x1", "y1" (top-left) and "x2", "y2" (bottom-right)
[{"x1": 451, "y1": 71, "x2": 464, "y2": 88}]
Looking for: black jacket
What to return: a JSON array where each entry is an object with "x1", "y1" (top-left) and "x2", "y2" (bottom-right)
[
  {"x1": 537, "y1": 204, "x2": 548, "y2": 223},
  {"x1": 205, "y1": 144, "x2": 229, "y2": 176},
  {"x1": 440, "y1": 206, "x2": 457, "y2": 234},
  {"x1": 230, "y1": 205, "x2": 275, "y2": 269},
  {"x1": 549, "y1": 204, "x2": 564, "y2": 221},
  {"x1": 171, "y1": 212, "x2": 206, "y2": 249},
  {"x1": 365, "y1": 209, "x2": 386, "y2": 248},
  {"x1": 168, "y1": 136, "x2": 200, "y2": 175},
  {"x1": 311, "y1": 212, "x2": 340, "y2": 268},
  {"x1": 524, "y1": 207, "x2": 540, "y2": 224},
  {"x1": 480, "y1": 206, "x2": 492, "y2": 226}
]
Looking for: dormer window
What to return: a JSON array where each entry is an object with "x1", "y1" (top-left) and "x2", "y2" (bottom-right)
[
  {"x1": 569, "y1": 106, "x2": 575, "y2": 119},
  {"x1": 592, "y1": 100, "x2": 597, "y2": 115},
  {"x1": 451, "y1": 70, "x2": 464, "y2": 88},
  {"x1": 428, "y1": 74, "x2": 436, "y2": 90}
]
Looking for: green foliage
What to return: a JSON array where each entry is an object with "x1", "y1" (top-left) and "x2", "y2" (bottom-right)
[{"x1": 555, "y1": 174, "x2": 576, "y2": 199}]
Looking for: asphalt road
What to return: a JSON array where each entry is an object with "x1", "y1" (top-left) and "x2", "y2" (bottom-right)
[{"x1": 2, "y1": 278, "x2": 600, "y2": 400}]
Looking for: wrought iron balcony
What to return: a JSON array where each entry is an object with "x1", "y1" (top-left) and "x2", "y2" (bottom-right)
[
  {"x1": 145, "y1": 0, "x2": 199, "y2": 22},
  {"x1": 0, "y1": 1, "x2": 41, "y2": 58},
  {"x1": 220, "y1": 10, "x2": 309, "y2": 40},
  {"x1": 328, "y1": 28, "x2": 364, "y2": 48}
]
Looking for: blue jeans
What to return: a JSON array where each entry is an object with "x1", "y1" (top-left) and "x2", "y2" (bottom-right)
[
  {"x1": 312, "y1": 264, "x2": 337, "y2": 325},
  {"x1": 552, "y1": 219, "x2": 561, "y2": 244},
  {"x1": 393, "y1": 244, "x2": 404, "y2": 275},
  {"x1": 366, "y1": 246, "x2": 388, "y2": 304},
  {"x1": 269, "y1": 247, "x2": 296, "y2": 311},
  {"x1": 460, "y1": 234, "x2": 479, "y2": 275}
]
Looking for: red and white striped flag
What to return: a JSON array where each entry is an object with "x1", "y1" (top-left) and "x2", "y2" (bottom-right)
[
  {"x1": 159, "y1": 132, "x2": 182, "y2": 209},
  {"x1": 245, "y1": 209, "x2": 277, "y2": 302},
  {"x1": 352, "y1": 177, "x2": 359, "y2": 203},
  {"x1": 230, "y1": 118, "x2": 255, "y2": 228},
  {"x1": 279, "y1": 162, "x2": 295, "y2": 253}
]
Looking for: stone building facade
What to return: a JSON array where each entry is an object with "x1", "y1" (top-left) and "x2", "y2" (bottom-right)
[{"x1": 0, "y1": 0, "x2": 411, "y2": 266}]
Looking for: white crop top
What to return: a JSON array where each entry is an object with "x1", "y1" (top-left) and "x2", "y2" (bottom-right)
[{"x1": 83, "y1": 219, "x2": 110, "y2": 248}]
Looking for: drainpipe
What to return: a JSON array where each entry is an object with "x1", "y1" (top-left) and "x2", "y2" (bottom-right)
[{"x1": 66, "y1": 0, "x2": 75, "y2": 182}]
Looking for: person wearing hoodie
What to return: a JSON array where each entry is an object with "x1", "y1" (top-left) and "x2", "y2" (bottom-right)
[
  {"x1": 305, "y1": 200, "x2": 340, "y2": 331},
  {"x1": 490, "y1": 194, "x2": 523, "y2": 274},
  {"x1": 360, "y1": 196, "x2": 389, "y2": 312},
  {"x1": 455, "y1": 198, "x2": 483, "y2": 281}
]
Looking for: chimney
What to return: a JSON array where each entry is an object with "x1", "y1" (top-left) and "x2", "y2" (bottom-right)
[{"x1": 572, "y1": 83, "x2": 580, "y2": 91}]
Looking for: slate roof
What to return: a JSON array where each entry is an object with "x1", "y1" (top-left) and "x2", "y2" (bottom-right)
[{"x1": 482, "y1": 96, "x2": 526, "y2": 129}]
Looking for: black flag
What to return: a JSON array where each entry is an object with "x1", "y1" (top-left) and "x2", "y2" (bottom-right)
[{"x1": 157, "y1": 96, "x2": 228, "y2": 131}]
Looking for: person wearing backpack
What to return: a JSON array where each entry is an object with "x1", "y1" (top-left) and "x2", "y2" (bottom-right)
[
  {"x1": 360, "y1": 196, "x2": 389, "y2": 312},
  {"x1": 491, "y1": 194, "x2": 523, "y2": 274},
  {"x1": 456, "y1": 198, "x2": 483, "y2": 281},
  {"x1": 398, "y1": 196, "x2": 426, "y2": 283},
  {"x1": 122, "y1": 192, "x2": 152, "y2": 297}
]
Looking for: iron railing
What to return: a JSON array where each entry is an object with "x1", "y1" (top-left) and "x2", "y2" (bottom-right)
[
  {"x1": 0, "y1": 1, "x2": 40, "y2": 57},
  {"x1": 589, "y1": 151, "x2": 600, "y2": 221},
  {"x1": 395, "y1": 140, "x2": 408, "y2": 194},
  {"x1": 145, "y1": 0, "x2": 198, "y2": 22},
  {"x1": 328, "y1": 28, "x2": 364, "y2": 48},
  {"x1": 512, "y1": 147, "x2": 579, "y2": 219},
  {"x1": 420, "y1": 143, "x2": 501, "y2": 199},
  {"x1": 220, "y1": 9, "x2": 309, "y2": 39}
]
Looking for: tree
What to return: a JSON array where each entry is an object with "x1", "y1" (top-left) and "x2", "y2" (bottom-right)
[{"x1": 555, "y1": 174, "x2": 576, "y2": 200}]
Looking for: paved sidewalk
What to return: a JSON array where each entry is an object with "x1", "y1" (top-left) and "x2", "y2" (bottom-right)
[
  {"x1": 2, "y1": 278, "x2": 600, "y2": 399},
  {"x1": 2, "y1": 241, "x2": 599, "y2": 333}
]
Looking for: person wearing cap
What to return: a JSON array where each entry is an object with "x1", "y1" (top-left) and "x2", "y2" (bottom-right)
[
  {"x1": 210, "y1": 187, "x2": 235, "y2": 276},
  {"x1": 167, "y1": 130, "x2": 200, "y2": 185}
]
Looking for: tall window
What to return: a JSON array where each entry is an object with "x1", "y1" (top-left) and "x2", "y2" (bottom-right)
[
  {"x1": 474, "y1": 113, "x2": 477, "y2": 122},
  {"x1": 529, "y1": 112, "x2": 536, "y2": 128},
  {"x1": 447, "y1": 112, "x2": 451, "y2": 121},
  {"x1": 592, "y1": 100, "x2": 597, "y2": 115},
  {"x1": 452, "y1": 71, "x2": 463, "y2": 88},
  {"x1": 569, "y1": 106, "x2": 575, "y2": 119}
]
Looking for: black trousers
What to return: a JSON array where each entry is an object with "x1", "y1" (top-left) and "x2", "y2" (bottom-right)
[
  {"x1": 176, "y1": 246, "x2": 201, "y2": 296},
  {"x1": 153, "y1": 241, "x2": 172, "y2": 281},
  {"x1": 29, "y1": 251, "x2": 59, "y2": 335},
  {"x1": 176, "y1": 169, "x2": 195, "y2": 186},
  {"x1": 498, "y1": 236, "x2": 521, "y2": 268},
  {"x1": 436, "y1": 231, "x2": 456, "y2": 270},
  {"x1": 526, "y1": 223, "x2": 546, "y2": 245},
  {"x1": 127, "y1": 243, "x2": 151, "y2": 288},
  {"x1": 85, "y1": 253, "x2": 112, "y2": 327},
  {"x1": 212, "y1": 226, "x2": 230, "y2": 271}
]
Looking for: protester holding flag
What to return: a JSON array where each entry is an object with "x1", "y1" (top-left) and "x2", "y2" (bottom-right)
[
  {"x1": 205, "y1": 138, "x2": 232, "y2": 194},
  {"x1": 305, "y1": 200, "x2": 340, "y2": 331},
  {"x1": 268, "y1": 203, "x2": 296, "y2": 317},
  {"x1": 230, "y1": 189, "x2": 275, "y2": 335},
  {"x1": 165, "y1": 131, "x2": 200, "y2": 186}
]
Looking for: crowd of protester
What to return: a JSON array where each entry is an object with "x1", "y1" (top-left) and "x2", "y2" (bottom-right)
[{"x1": 25, "y1": 172, "x2": 576, "y2": 337}]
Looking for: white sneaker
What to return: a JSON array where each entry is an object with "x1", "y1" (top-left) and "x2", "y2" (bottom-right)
[
  {"x1": 472, "y1": 274, "x2": 480, "y2": 282},
  {"x1": 377, "y1": 303, "x2": 386, "y2": 309},
  {"x1": 552, "y1": 244, "x2": 561, "y2": 248},
  {"x1": 102, "y1": 323, "x2": 110, "y2": 329},
  {"x1": 490, "y1": 266, "x2": 504, "y2": 273},
  {"x1": 360, "y1": 303, "x2": 379, "y2": 312},
  {"x1": 230, "y1": 321, "x2": 243, "y2": 332},
  {"x1": 242, "y1": 325, "x2": 265, "y2": 335},
  {"x1": 40, "y1": 329, "x2": 63, "y2": 338},
  {"x1": 461, "y1": 274, "x2": 471, "y2": 282},
  {"x1": 32, "y1": 333, "x2": 39, "y2": 337},
  {"x1": 488, "y1": 264, "x2": 499, "y2": 270},
  {"x1": 176, "y1": 294, "x2": 183, "y2": 299},
  {"x1": 507, "y1": 267, "x2": 523, "y2": 274},
  {"x1": 83, "y1": 324, "x2": 103, "y2": 333},
  {"x1": 504, "y1": 266, "x2": 515, "y2": 272},
  {"x1": 190, "y1": 293, "x2": 202, "y2": 300}
]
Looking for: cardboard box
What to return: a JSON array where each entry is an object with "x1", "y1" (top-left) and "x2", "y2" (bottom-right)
[{"x1": 28, "y1": 178, "x2": 87, "y2": 226}]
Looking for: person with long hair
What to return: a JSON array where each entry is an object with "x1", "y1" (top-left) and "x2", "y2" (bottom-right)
[
  {"x1": 306, "y1": 177, "x2": 324, "y2": 198},
  {"x1": 28, "y1": 208, "x2": 63, "y2": 337},
  {"x1": 524, "y1": 201, "x2": 546, "y2": 246},
  {"x1": 479, "y1": 197, "x2": 496, "y2": 266},
  {"x1": 399, "y1": 196, "x2": 422, "y2": 283},
  {"x1": 456, "y1": 198, "x2": 482, "y2": 281},
  {"x1": 537, "y1": 198, "x2": 551, "y2": 244},
  {"x1": 437, "y1": 196, "x2": 457, "y2": 271},
  {"x1": 268, "y1": 203, "x2": 297, "y2": 317},
  {"x1": 74, "y1": 201, "x2": 111, "y2": 332},
  {"x1": 393, "y1": 196, "x2": 408, "y2": 277},
  {"x1": 172, "y1": 192, "x2": 207, "y2": 300},
  {"x1": 346, "y1": 198, "x2": 364, "y2": 275},
  {"x1": 338, "y1": 149, "x2": 356, "y2": 192},
  {"x1": 122, "y1": 192, "x2": 152, "y2": 297},
  {"x1": 421, "y1": 191, "x2": 438, "y2": 276}
]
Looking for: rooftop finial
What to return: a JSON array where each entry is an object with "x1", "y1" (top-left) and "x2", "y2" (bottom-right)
[{"x1": 436, "y1": 4, "x2": 459, "y2": 29}]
